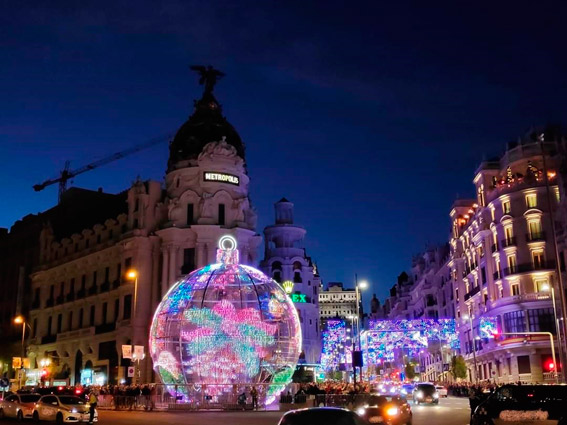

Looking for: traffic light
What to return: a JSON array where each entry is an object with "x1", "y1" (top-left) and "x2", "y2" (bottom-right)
[{"x1": 543, "y1": 358, "x2": 555, "y2": 372}]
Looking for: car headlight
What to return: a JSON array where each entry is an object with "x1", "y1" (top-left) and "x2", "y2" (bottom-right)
[
  {"x1": 401, "y1": 389, "x2": 407, "y2": 394},
  {"x1": 386, "y1": 407, "x2": 399, "y2": 416},
  {"x1": 416, "y1": 391, "x2": 423, "y2": 399},
  {"x1": 356, "y1": 407, "x2": 366, "y2": 415},
  {"x1": 433, "y1": 392, "x2": 439, "y2": 398},
  {"x1": 71, "y1": 408, "x2": 78, "y2": 413}
]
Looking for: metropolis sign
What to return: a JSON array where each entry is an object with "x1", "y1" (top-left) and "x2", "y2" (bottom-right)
[{"x1": 203, "y1": 172, "x2": 240, "y2": 186}]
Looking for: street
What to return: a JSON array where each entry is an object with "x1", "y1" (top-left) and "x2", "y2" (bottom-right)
[{"x1": 0, "y1": 397, "x2": 471, "y2": 425}]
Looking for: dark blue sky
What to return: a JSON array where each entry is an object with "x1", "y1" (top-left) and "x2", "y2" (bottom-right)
[{"x1": 1, "y1": 1, "x2": 566, "y2": 302}]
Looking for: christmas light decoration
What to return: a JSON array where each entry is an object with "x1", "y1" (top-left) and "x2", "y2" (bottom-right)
[
  {"x1": 321, "y1": 319, "x2": 352, "y2": 371},
  {"x1": 363, "y1": 319, "x2": 459, "y2": 365},
  {"x1": 479, "y1": 317, "x2": 499, "y2": 339},
  {"x1": 149, "y1": 235, "x2": 301, "y2": 398}
]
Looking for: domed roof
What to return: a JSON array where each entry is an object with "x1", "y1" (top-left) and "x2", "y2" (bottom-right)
[{"x1": 168, "y1": 91, "x2": 245, "y2": 171}]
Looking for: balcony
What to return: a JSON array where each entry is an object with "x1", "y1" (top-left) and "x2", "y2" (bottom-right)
[
  {"x1": 56, "y1": 295, "x2": 64, "y2": 305},
  {"x1": 491, "y1": 292, "x2": 551, "y2": 308},
  {"x1": 88, "y1": 285, "x2": 98, "y2": 296},
  {"x1": 77, "y1": 289, "x2": 86, "y2": 299},
  {"x1": 112, "y1": 279, "x2": 120, "y2": 289},
  {"x1": 526, "y1": 231, "x2": 546, "y2": 242},
  {"x1": 45, "y1": 298, "x2": 54, "y2": 308},
  {"x1": 41, "y1": 334, "x2": 57, "y2": 344},
  {"x1": 100, "y1": 281, "x2": 110, "y2": 292},
  {"x1": 95, "y1": 322, "x2": 116, "y2": 335},
  {"x1": 464, "y1": 285, "x2": 481, "y2": 301},
  {"x1": 502, "y1": 260, "x2": 556, "y2": 278},
  {"x1": 66, "y1": 292, "x2": 75, "y2": 302},
  {"x1": 502, "y1": 237, "x2": 517, "y2": 248},
  {"x1": 491, "y1": 243, "x2": 498, "y2": 253},
  {"x1": 31, "y1": 298, "x2": 40, "y2": 309}
]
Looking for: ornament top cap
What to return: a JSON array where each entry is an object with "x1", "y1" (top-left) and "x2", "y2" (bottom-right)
[{"x1": 217, "y1": 235, "x2": 239, "y2": 264}]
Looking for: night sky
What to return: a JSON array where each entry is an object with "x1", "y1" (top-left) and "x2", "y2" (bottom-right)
[{"x1": 1, "y1": 1, "x2": 566, "y2": 303}]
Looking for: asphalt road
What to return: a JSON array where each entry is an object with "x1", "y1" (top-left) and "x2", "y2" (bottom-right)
[{"x1": 0, "y1": 396, "x2": 471, "y2": 425}]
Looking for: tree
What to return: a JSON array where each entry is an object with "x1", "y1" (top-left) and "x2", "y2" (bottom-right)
[
  {"x1": 404, "y1": 363, "x2": 416, "y2": 380},
  {"x1": 450, "y1": 355, "x2": 468, "y2": 380}
]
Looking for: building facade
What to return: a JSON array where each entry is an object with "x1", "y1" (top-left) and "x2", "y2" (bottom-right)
[
  {"x1": 319, "y1": 282, "x2": 358, "y2": 320},
  {"x1": 259, "y1": 198, "x2": 321, "y2": 364},
  {"x1": 449, "y1": 134, "x2": 561, "y2": 383},
  {"x1": 25, "y1": 78, "x2": 262, "y2": 385}
]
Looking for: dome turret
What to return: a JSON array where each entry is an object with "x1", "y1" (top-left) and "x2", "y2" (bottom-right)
[{"x1": 168, "y1": 66, "x2": 245, "y2": 171}]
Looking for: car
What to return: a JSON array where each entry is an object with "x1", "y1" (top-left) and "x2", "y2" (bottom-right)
[
  {"x1": 400, "y1": 384, "x2": 415, "y2": 399},
  {"x1": 435, "y1": 385, "x2": 448, "y2": 398},
  {"x1": 278, "y1": 407, "x2": 367, "y2": 425},
  {"x1": 0, "y1": 393, "x2": 41, "y2": 421},
  {"x1": 471, "y1": 385, "x2": 567, "y2": 425},
  {"x1": 357, "y1": 394, "x2": 413, "y2": 425},
  {"x1": 412, "y1": 383, "x2": 439, "y2": 405},
  {"x1": 32, "y1": 394, "x2": 97, "y2": 424}
]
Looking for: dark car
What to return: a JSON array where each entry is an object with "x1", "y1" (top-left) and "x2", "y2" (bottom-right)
[
  {"x1": 357, "y1": 394, "x2": 413, "y2": 425},
  {"x1": 278, "y1": 407, "x2": 368, "y2": 425},
  {"x1": 471, "y1": 385, "x2": 567, "y2": 425},
  {"x1": 412, "y1": 383, "x2": 439, "y2": 405}
]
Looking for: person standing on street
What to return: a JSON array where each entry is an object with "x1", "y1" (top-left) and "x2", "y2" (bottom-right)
[
  {"x1": 88, "y1": 391, "x2": 98, "y2": 424},
  {"x1": 250, "y1": 386, "x2": 258, "y2": 410}
]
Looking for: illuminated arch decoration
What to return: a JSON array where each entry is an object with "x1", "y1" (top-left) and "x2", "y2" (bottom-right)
[
  {"x1": 321, "y1": 319, "x2": 459, "y2": 371},
  {"x1": 150, "y1": 235, "x2": 302, "y2": 401},
  {"x1": 363, "y1": 319, "x2": 459, "y2": 365}
]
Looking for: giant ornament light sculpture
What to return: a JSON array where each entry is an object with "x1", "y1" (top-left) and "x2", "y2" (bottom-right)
[{"x1": 150, "y1": 235, "x2": 302, "y2": 399}]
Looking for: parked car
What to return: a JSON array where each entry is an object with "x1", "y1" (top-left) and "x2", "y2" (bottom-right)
[
  {"x1": 278, "y1": 407, "x2": 367, "y2": 425},
  {"x1": 471, "y1": 385, "x2": 567, "y2": 425},
  {"x1": 357, "y1": 394, "x2": 413, "y2": 425},
  {"x1": 435, "y1": 385, "x2": 448, "y2": 398},
  {"x1": 32, "y1": 394, "x2": 97, "y2": 424},
  {"x1": 0, "y1": 393, "x2": 41, "y2": 421},
  {"x1": 412, "y1": 383, "x2": 439, "y2": 405}
]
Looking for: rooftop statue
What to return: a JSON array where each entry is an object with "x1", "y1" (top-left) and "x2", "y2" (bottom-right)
[{"x1": 190, "y1": 65, "x2": 225, "y2": 95}]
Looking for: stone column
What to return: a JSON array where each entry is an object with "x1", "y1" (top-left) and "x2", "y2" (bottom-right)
[
  {"x1": 161, "y1": 248, "x2": 169, "y2": 297},
  {"x1": 168, "y1": 246, "x2": 178, "y2": 286},
  {"x1": 196, "y1": 242, "x2": 206, "y2": 268}
]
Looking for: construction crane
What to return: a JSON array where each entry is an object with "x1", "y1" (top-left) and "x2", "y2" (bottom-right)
[{"x1": 33, "y1": 134, "x2": 172, "y2": 203}]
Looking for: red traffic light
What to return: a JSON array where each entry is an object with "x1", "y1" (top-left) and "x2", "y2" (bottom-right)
[
  {"x1": 546, "y1": 361, "x2": 555, "y2": 371},
  {"x1": 41, "y1": 368, "x2": 48, "y2": 377}
]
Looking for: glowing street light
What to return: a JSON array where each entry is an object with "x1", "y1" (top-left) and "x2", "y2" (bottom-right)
[
  {"x1": 126, "y1": 269, "x2": 139, "y2": 318},
  {"x1": 13, "y1": 315, "x2": 31, "y2": 389}
]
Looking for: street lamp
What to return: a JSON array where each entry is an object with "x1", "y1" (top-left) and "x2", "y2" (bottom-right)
[
  {"x1": 541, "y1": 283, "x2": 562, "y2": 381},
  {"x1": 13, "y1": 315, "x2": 31, "y2": 389},
  {"x1": 462, "y1": 311, "x2": 478, "y2": 383},
  {"x1": 126, "y1": 269, "x2": 138, "y2": 318}
]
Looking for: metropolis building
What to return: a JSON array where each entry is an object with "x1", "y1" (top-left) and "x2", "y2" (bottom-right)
[{"x1": 25, "y1": 76, "x2": 262, "y2": 385}]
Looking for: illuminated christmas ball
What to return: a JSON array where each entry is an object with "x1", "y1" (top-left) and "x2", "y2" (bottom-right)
[{"x1": 149, "y1": 235, "x2": 302, "y2": 397}]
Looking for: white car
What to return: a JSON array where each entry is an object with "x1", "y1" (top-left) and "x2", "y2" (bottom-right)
[
  {"x1": 32, "y1": 394, "x2": 97, "y2": 423},
  {"x1": 435, "y1": 385, "x2": 448, "y2": 398},
  {"x1": 0, "y1": 393, "x2": 41, "y2": 421}
]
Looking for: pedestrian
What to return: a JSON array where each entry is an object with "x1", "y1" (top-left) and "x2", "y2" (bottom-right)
[
  {"x1": 251, "y1": 386, "x2": 258, "y2": 410},
  {"x1": 237, "y1": 391, "x2": 246, "y2": 410},
  {"x1": 88, "y1": 391, "x2": 98, "y2": 424}
]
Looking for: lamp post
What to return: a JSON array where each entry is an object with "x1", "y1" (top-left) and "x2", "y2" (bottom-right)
[
  {"x1": 462, "y1": 311, "x2": 478, "y2": 383},
  {"x1": 354, "y1": 276, "x2": 368, "y2": 387},
  {"x1": 542, "y1": 283, "x2": 563, "y2": 381},
  {"x1": 126, "y1": 269, "x2": 139, "y2": 318},
  {"x1": 13, "y1": 315, "x2": 31, "y2": 389}
]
